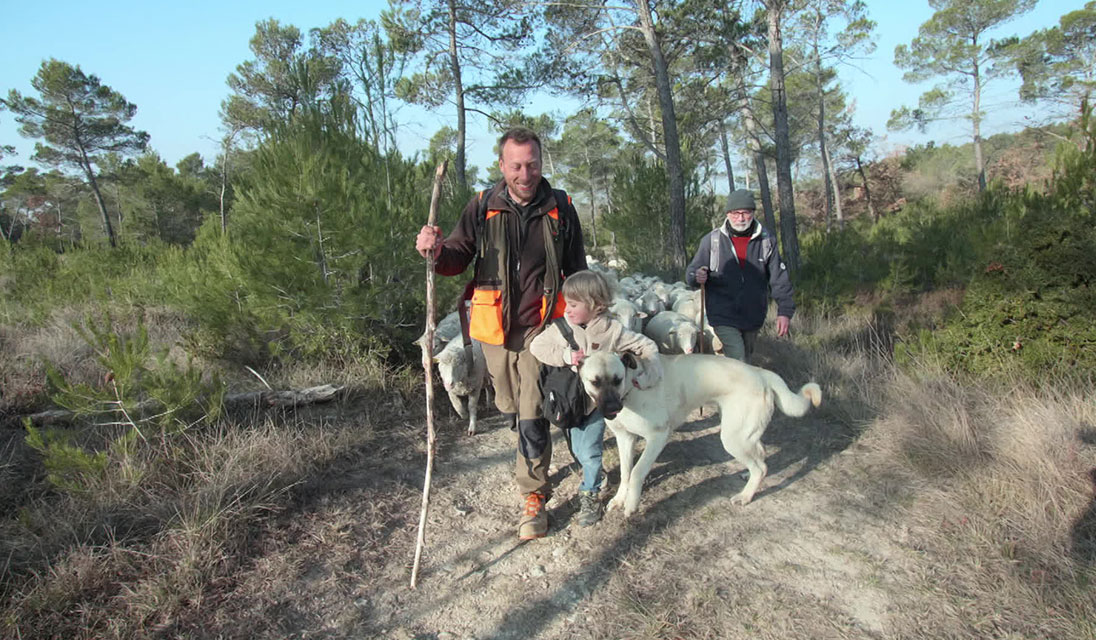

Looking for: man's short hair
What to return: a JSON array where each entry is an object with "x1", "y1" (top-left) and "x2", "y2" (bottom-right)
[{"x1": 498, "y1": 127, "x2": 542, "y2": 160}]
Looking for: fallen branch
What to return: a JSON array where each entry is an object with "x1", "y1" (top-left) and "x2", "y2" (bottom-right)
[{"x1": 5, "y1": 384, "x2": 343, "y2": 429}]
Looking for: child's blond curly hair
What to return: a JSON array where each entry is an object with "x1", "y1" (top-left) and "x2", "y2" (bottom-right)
[{"x1": 562, "y1": 270, "x2": 614, "y2": 315}]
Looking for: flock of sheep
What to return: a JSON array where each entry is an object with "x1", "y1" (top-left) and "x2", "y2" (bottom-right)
[{"x1": 422, "y1": 259, "x2": 723, "y2": 436}]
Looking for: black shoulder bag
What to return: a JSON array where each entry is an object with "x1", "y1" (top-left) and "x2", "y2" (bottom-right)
[{"x1": 538, "y1": 318, "x2": 588, "y2": 430}]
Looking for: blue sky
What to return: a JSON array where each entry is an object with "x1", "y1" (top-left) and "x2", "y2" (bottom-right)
[{"x1": 0, "y1": 1, "x2": 1082, "y2": 179}]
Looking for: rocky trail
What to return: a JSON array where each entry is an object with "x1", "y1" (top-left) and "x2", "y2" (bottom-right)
[{"x1": 190, "y1": 376, "x2": 936, "y2": 640}]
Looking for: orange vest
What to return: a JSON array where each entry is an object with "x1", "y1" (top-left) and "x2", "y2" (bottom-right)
[{"x1": 468, "y1": 194, "x2": 569, "y2": 346}]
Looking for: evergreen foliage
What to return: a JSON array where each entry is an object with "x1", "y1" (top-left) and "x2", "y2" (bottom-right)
[
  {"x1": 26, "y1": 313, "x2": 224, "y2": 494},
  {"x1": 603, "y1": 149, "x2": 716, "y2": 278},
  {"x1": 800, "y1": 107, "x2": 1096, "y2": 378},
  {"x1": 903, "y1": 110, "x2": 1096, "y2": 377},
  {"x1": 0, "y1": 243, "x2": 169, "y2": 324},
  {"x1": 167, "y1": 98, "x2": 440, "y2": 363},
  {"x1": 2, "y1": 59, "x2": 150, "y2": 246},
  {"x1": 113, "y1": 153, "x2": 216, "y2": 245}
]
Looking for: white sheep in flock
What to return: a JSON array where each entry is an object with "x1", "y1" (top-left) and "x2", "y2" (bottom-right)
[
  {"x1": 434, "y1": 336, "x2": 489, "y2": 436},
  {"x1": 643, "y1": 310, "x2": 700, "y2": 355}
]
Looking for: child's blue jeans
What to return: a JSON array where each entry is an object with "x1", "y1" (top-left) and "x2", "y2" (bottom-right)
[{"x1": 568, "y1": 409, "x2": 606, "y2": 493}]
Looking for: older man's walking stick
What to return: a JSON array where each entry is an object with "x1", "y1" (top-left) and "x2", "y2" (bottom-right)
[
  {"x1": 411, "y1": 160, "x2": 448, "y2": 589},
  {"x1": 698, "y1": 283, "x2": 707, "y2": 354}
]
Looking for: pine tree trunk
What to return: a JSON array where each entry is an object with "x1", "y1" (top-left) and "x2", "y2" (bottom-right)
[
  {"x1": 856, "y1": 155, "x2": 877, "y2": 222},
  {"x1": 584, "y1": 145, "x2": 598, "y2": 250},
  {"x1": 1, "y1": 216, "x2": 13, "y2": 251},
  {"x1": 636, "y1": 0, "x2": 687, "y2": 272},
  {"x1": 815, "y1": 43, "x2": 834, "y2": 229},
  {"x1": 220, "y1": 164, "x2": 229, "y2": 234},
  {"x1": 824, "y1": 143, "x2": 843, "y2": 226},
  {"x1": 219, "y1": 130, "x2": 236, "y2": 234},
  {"x1": 447, "y1": 0, "x2": 468, "y2": 191},
  {"x1": 741, "y1": 88, "x2": 777, "y2": 235},
  {"x1": 767, "y1": 1, "x2": 800, "y2": 274},
  {"x1": 719, "y1": 120, "x2": 736, "y2": 192},
  {"x1": 972, "y1": 60, "x2": 986, "y2": 192},
  {"x1": 82, "y1": 159, "x2": 116, "y2": 248},
  {"x1": 756, "y1": 153, "x2": 777, "y2": 235}
]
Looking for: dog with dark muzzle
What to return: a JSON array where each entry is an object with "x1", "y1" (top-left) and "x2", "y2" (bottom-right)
[{"x1": 578, "y1": 351, "x2": 821, "y2": 516}]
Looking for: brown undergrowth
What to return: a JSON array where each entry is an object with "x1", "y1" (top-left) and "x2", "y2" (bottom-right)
[{"x1": 1, "y1": 300, "x2": 1094, "y2": 639}]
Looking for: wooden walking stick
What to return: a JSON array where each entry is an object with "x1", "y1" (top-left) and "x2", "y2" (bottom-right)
[
  {"x1": 698, "y1": 280, "x2": 708, "y2": 418},
  {"x1": 411, "y1": 159, "x2": 448, "y2": 589},
  {"x1": 698, "y1": 282, "x2": 707, "y2": 354}
]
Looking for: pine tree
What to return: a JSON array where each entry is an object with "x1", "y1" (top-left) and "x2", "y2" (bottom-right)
[{"x1": 3, "y1": 59, "x2": 149, "y2": 247}]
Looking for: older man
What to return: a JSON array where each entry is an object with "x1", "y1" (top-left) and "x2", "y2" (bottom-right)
[
  {"x1": 415, "y1": 127, "x2": 587, "y2": 539},
  {"x1": 685, "y1": 189, "x2": 794, "y2": 362}
]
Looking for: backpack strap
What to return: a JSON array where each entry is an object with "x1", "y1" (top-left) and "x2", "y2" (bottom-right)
[
  {"x1": 474, "y1": 189, "x2": 490, "y2": 259},
  {"x1": 761, "y1": 234, "x2": 775, "y2": 261},
  {"x1": 458, "y1": 279, "x2": 475, "y2": 348},
  {"x1": 553, "y1": 317, "x2": 581, "y2": 352},
  {"x1": 551, "y1": 189, "x2": 572, "y2": 246},
  {"x1": 709, "y1": 228, "x2": 722, "y2": 273}
]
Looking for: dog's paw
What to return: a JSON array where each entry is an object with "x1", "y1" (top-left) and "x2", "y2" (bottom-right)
[
  {"x1": 729, "y1": 491, "x2": 754, "y2": 507},
  {"x1": 606, "y1": 494, "x2": 626, "y2": 513},
  {"x1": 466, "y1": 425, "x2": 476, "y2": 436}
]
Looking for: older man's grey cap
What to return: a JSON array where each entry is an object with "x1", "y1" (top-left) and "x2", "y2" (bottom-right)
[{"x1": 726, "y1": 189, "x2": 756, "y2": 212}]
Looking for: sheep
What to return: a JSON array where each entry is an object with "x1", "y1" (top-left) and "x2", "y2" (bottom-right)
[
  {"x1": 671, "y1": 290, "x2": 702, "y2": 325},
  {"x1": 643, "y1": 310, "x2": 700, "y2": 355},
  {"x1": 651, "y1": 281, "x2": 676, "y2": 307},
  {"x1": 609, "y1": 296, "x2": 647, "y2": 334},
  {"x1": 666, "y1": 283, "x2": 694, "y2": 307},
  {"x1": 702, "y1": 324, "x2": 723, "y2": 354},
  {"x1": 635, "y1": 289, "x2": 666, "y2": 321},
  {"x1": 434, "y1": 336, "x2": 489, "y2": 436}
]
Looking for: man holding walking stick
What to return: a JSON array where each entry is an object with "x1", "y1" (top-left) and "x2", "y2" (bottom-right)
[
  {"x1": 685, "y1": 189, "x2": 795, "y2": 363},
  {"x1": 415, "y1": 127, "x2": 587, "y2": 540}
]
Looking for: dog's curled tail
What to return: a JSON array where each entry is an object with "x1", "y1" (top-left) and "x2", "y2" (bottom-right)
[{"x1": 761, "y1": 369, "x2": 822, "y2": 417}]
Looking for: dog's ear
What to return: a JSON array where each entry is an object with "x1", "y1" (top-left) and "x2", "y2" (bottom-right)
[{"x1": 621, "y1": 352, "x2": 639, "y2": 370}]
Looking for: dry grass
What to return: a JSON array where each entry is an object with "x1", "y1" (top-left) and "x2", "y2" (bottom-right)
[
  {"x1": 571, "y1": 305, "x2": 1096, "y2": 639},
  {"x1": 0, "y1": 306, "x2": 418, "y2": 640},
  {"x1": 837, "y1": 332, "x2": 1096, "y2": 637},
  {"x1": 0, "y1": 412, "x2": 375, "y2": 637},
  {"x1": 2, "y1": 299, "x2": 1095, "y2": 638}
]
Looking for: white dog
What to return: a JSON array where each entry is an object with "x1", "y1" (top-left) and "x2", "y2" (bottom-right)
[{"x1": 579, "y1": 351, "x2": 821, "y2": 516}]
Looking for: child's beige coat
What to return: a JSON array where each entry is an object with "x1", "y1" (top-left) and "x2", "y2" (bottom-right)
[{"x1": 531, "y1": 314, "x2": 663, "y2": 416}]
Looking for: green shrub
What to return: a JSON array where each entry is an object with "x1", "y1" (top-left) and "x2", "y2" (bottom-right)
[
  {"x1": 160, "y1": 101, "x2": 457, "y2": 365},
  {"x1": 800, "y1": 109, "x2": 1095, "y2": 379},
  {"x1": 0, "y1": 243, "x2": 170, "y2": 325},
  {"x1": 897, "y1": 111, "x2": 1096, "y2": 378},
  {"x1": 26, "y1": 313, "x2": 224, "y2": 495}
]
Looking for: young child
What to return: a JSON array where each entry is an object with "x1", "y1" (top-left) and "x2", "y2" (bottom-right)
[{"x1": 530, "y1": 269, "x2": 663, "y2": 526}]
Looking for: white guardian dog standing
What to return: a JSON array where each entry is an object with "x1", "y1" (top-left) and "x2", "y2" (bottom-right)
[{"x1": 578, "y1": 351, "x2": 821, "y2": 516}]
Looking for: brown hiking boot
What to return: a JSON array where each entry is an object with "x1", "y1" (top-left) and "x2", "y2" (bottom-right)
[{"x1": 518, "y1": 492, "x2": 548, "y2": 540}]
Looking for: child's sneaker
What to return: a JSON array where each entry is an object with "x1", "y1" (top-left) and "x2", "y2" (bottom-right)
[{"x1": 575, "y1": 490, "x2": 602, "y2": 527}]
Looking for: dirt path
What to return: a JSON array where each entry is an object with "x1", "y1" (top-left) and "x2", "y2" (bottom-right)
[{"x1": 189, "y1": 382, "x2": 937, "y2": 640}]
